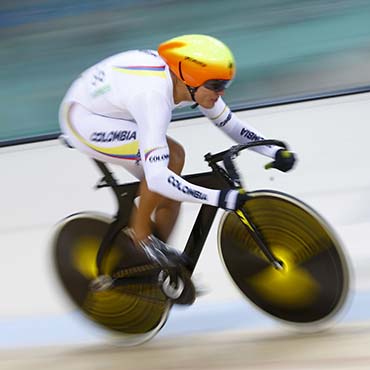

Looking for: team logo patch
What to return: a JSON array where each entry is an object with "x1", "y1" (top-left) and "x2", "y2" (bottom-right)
[
  {"x1": 168, "y1": 176, "x2": 208, "y2": 201},
  {"x1": 148, "y1": 153, "x2": 170, "y2": 163},
  {"x1": 240, "y1": 128, "x2": 263, "y2": 141},
  {"x1": 90, "y1": 130, "x2": 137, "y2": 142}
]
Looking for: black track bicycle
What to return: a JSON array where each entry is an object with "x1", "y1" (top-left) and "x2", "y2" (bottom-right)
[{"x1": 52, "y1": 139, "x2": 350, "y2": 345}]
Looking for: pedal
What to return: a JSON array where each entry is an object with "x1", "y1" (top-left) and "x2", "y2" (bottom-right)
[
  {"x1": 158, "y1": 269, "x2": 196, "y2": 305},
  {"x1": 158, "y1": 270, "x2": 185, "y2": 299},
  {"x1": 89, "y1": 275, "x2": 114, "y2": 292}
]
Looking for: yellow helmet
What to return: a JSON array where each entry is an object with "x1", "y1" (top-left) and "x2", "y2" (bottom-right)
[{"x1": 158, "y1": 34, "x2": 236, "y2": 88}]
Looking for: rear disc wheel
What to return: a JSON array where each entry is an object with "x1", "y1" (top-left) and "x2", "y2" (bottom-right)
[{"x1": 52, "y1": 212, "x2": 170, "y2": 346}]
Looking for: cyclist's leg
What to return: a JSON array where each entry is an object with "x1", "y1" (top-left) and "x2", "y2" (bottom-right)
[{"x1": 130, "y1": 137, "x2": 185, "y2": 242}]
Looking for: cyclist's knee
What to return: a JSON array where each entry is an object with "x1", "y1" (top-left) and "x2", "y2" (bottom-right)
[{"x1": 167, "y1": 138, "x2": 185, "y2": 174}]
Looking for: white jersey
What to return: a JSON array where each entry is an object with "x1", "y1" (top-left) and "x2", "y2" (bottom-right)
[{"x1": 60, "y1": 49, "x2": 278, "y2": 207}]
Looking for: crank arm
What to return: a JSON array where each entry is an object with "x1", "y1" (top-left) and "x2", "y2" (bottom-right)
[
  {"x1": 112, "y1": 275, "x2": 159, "y2": 287},
  {"x1": 90, "y1": 273, "x2": 159, "y2": 292}
]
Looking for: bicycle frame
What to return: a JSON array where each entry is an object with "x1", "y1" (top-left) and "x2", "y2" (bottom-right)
[
  {"x1": 93, "y1": 139, "x2": 287, "y2": 278},
  {"x1": 93, "y1": 160, "x2": 229, "y2": 275}
]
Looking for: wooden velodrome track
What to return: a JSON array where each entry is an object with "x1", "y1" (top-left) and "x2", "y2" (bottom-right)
[{"x1": 2, "y1": 322, "x2": 370, "y2": 370}]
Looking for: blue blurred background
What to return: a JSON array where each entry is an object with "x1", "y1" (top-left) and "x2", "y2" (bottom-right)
[{"x1": 1, "y1": 0, "x2": 370, "y2": 144}]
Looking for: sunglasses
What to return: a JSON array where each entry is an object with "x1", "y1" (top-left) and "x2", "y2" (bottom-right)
[{"x1": 203, "y1": 79, "x2": 232, "y2": 92}]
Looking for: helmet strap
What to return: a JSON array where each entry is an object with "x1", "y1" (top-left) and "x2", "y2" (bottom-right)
[
  {"x1": 178, "y1": 62, "x2": 199, "y2": 108},
  {"x1": 186, "y1": 85, "x2": 199, "y2": 109}
]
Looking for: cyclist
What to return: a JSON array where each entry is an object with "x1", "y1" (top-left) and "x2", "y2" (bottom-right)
[{"x1": 59, "y1": 34, "x2": 295, "y2": 291}]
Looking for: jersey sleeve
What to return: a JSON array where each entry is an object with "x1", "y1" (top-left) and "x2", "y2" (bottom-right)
[
  {"x1": 127, "y1": 90, "x2": 221, "y2": 206},
  {"x1": 199, "y1": 98, "x2": 279, "y2": 158}
]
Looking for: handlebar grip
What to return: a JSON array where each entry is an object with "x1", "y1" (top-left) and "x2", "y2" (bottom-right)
[
  {"x1": 265, "y1": 150, "x2": 295, "y2": 171},
  {"x1": 264, "y1": 161, "x2": 275, "y2": 170}
]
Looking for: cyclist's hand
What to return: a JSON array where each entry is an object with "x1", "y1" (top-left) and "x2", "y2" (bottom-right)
[
  {"x1": 265, "y1": 149, "x2": 296, "y2": 172},
  {"x1": 218, "y1": 189, "x2": 250, "y2": 211}
]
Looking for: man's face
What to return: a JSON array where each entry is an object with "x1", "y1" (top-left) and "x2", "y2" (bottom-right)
[{"x1": 194, "y1": 85, "x2": 225, "y2": 109}]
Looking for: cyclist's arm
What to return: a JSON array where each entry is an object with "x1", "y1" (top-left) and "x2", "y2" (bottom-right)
[
  {"x1": 199, "y1": 98, "x2": 279, "y2": 158},
  {"x1": 127, "y1": 90, "x2": 221, "y2": 206}
]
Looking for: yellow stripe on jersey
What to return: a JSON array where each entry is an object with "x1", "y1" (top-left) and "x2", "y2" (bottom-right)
[
  {"x1": 112, "y1": 66, "x2": 166, "y2": 78},
  {"x1": 210, "y1": 103, "x2": 228, "y2": 120}
]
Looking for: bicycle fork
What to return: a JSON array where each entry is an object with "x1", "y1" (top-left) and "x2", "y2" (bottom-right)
[{"x1": 235, "y1": 206, "x2": 284, "y2": 270}]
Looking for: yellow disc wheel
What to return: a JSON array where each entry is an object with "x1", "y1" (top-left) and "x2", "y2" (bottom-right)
[
  {"x1": 218, "y1": 191, "x2": 350, "y2": 327},
  {"x1": 53, "y1": 213, "x2": 170, "y2": 345}
]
